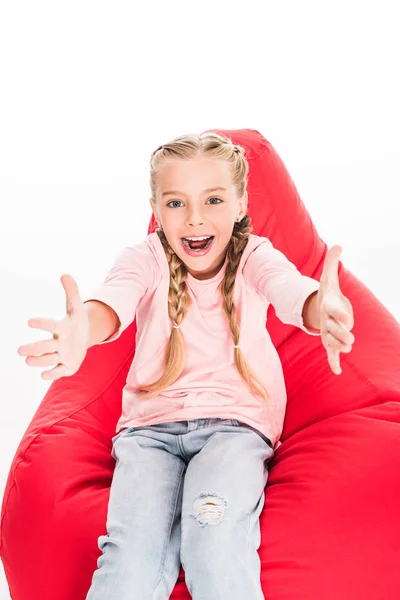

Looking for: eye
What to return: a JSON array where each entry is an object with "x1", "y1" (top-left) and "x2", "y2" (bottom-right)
[
  {"x1": 166, "y1": 197, "x2": 223, "y2": 208},
  {"x1": 167, "y1": 200, "x2": 183, "y2": 208}
]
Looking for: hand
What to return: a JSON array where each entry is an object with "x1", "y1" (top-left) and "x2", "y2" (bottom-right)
[
  {"x1": 17, "y1": 274, "x2": 90, "y2": 381},
  {"x1": 318, "y1": 245, "x2": 355, "y2": 375}
]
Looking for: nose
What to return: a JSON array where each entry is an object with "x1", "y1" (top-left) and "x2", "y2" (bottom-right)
[{"x1": 185, "y1": 207, "x2": 205, "y2": 228}]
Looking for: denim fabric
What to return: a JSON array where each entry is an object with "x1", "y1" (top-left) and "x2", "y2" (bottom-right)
[{"x1": 85, "y1": 418, "x2": 274, "y2": 600}]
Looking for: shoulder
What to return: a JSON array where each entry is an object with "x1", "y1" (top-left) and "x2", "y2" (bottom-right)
[
  {"x1": 108, "y1": 233, "x2": 163, "y2": 287},
  {"x1": 144, "y1": 231, "x2": 170, "y2": 277},
  {"x1": 241, "y1": 233, "x2": 278, "y2": 284},
  {"x1": 113, "y1": 235, "x2": 157, "y2": 268},
  {"x1": 242, "y1": 233, "x2": 274, "y2": 264}
]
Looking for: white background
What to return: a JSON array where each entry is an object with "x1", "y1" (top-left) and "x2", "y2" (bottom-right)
[{"x1": 1, "y1": 1, "x2": 399, "y2": 598}]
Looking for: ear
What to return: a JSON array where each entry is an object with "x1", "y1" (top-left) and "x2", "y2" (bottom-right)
[
  {"x1": 238, "y1": 190, "x2": 248, "y2": 220},
  {"x1": 149, "y1": 198, "x2": 160, "y2": 226},
  {"x1": 243, "y1": 190, "x2": 248, "y2": 212}
]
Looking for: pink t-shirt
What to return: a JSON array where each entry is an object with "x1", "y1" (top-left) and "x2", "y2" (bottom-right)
[{"x1": 85, "y1": 232, "x2": 320, "y2": 450}]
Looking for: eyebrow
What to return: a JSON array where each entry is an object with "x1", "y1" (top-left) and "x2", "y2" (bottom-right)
[{"x1": 161, "y1": 186, "x2": 228, "y2": 198}]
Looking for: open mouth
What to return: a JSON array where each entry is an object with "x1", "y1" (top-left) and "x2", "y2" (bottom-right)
[{"x1": 181, "y1": 236, "x2": 214, "y2": 250}]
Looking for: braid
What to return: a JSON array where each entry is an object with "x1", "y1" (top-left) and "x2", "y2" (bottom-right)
[
  {"x1": 221, "y1": 215, "x2": 271, "y2": 403},
  {"x1": 137, "y1": 226, "x2": 192, "y2": 400},
  {"x1": 158, "y1": 227, "x2": 192, "y2": 328},
  {"x1": 220, "y1": 216, "x2": 252, "y2": 347}
]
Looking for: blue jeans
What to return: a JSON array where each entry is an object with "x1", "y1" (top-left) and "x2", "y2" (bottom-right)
[{"x1": 85, "y1": 417, "x2": 275, "y2": 600}]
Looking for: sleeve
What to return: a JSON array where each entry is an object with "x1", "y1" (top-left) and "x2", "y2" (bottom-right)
[
  {"x1": 83, "y1": 242, "x2": 155, "y2": 344},
  {"x1": 244, "y1": 239, "x2": 321, "y2": 336}
]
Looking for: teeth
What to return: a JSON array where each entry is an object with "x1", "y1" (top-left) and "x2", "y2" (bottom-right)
[{"x1": 182, "y1": 235, "x2": 213, "y2": 249}]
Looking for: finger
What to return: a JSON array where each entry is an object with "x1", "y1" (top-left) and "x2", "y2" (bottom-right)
[
  {"x1": 326, "y1": 303, "x2": 354, "y2": 330},
  {"x1": 27, "y1": 318, "x2": 59, "y2": 336},
  {"x1": 61, "y1": 274, "x2": 82, "y2": 316},
  {"x1": 41, "y1": 364, "x2": 69, "y2": 381},
  {"x1": 337, "y1": 315, "x2": 354, "y2": 332},
  {"x1": 18, "y1": 338, "x2": 58, "y2": 357},
  {"x1": 324, "y1": 331, "x2": 352, "y2": 353},
  {"x1": 25, "y1": 352, "x2": 60, "y2": 367},
  {"x1": 340, "y1": 343, "x2": 352, "y2": 353},
  {"x1": 327, "y1": 346, "x2": 342, "y2": 375},
  {"x1": 325, "y1": 318, "x2": 355, "y2": 345},
  {"x1": 321, "y1": 245, "x2": 342, "y2": 287},
  {"x1": 323, "y1": 297, "x2": 354, "y2": 331},
  {"x1": 329, "y1": 313, "x2": 353, "y2": 331}
]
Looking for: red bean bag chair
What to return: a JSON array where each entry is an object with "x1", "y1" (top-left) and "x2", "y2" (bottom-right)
[{"x1": 1, "y1": 128, "x2": 400, "y2": 600}]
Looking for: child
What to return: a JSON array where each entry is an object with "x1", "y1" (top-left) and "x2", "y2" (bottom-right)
[{"x1": 18, "y1": 132, "x2": 355, "y2": 599}]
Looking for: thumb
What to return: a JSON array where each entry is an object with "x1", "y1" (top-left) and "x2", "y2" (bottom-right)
[{"x1": 60, "y1": 274, "x2": 83, "y2": 315}]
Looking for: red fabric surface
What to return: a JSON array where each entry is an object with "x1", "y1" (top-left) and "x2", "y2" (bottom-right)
[{"x1": 1, "y1": 128, "x2": 400, "y2": 599}]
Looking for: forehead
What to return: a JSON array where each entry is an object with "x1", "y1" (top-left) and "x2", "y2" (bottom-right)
[{"x1": 157, "y1": 157, "x2": 234, "y2": 196}]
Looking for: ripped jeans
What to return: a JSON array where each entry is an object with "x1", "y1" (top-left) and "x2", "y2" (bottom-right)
[{"x1": 85, "y1": 418, "x2": 274, "y2": 600}]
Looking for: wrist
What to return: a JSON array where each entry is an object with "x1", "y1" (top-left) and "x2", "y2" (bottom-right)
[{"x1": 302, "y1": 290, "x2": 320, "y2": 331}]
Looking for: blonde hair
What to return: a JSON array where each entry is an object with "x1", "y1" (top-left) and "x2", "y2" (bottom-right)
[{"x1": 139, "y1": 132, "x2": 271, "y2": 405}]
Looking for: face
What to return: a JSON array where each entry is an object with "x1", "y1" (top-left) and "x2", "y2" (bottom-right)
[{"x1": 150, "y1": 157, "x2": 248, "y2": 280}]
